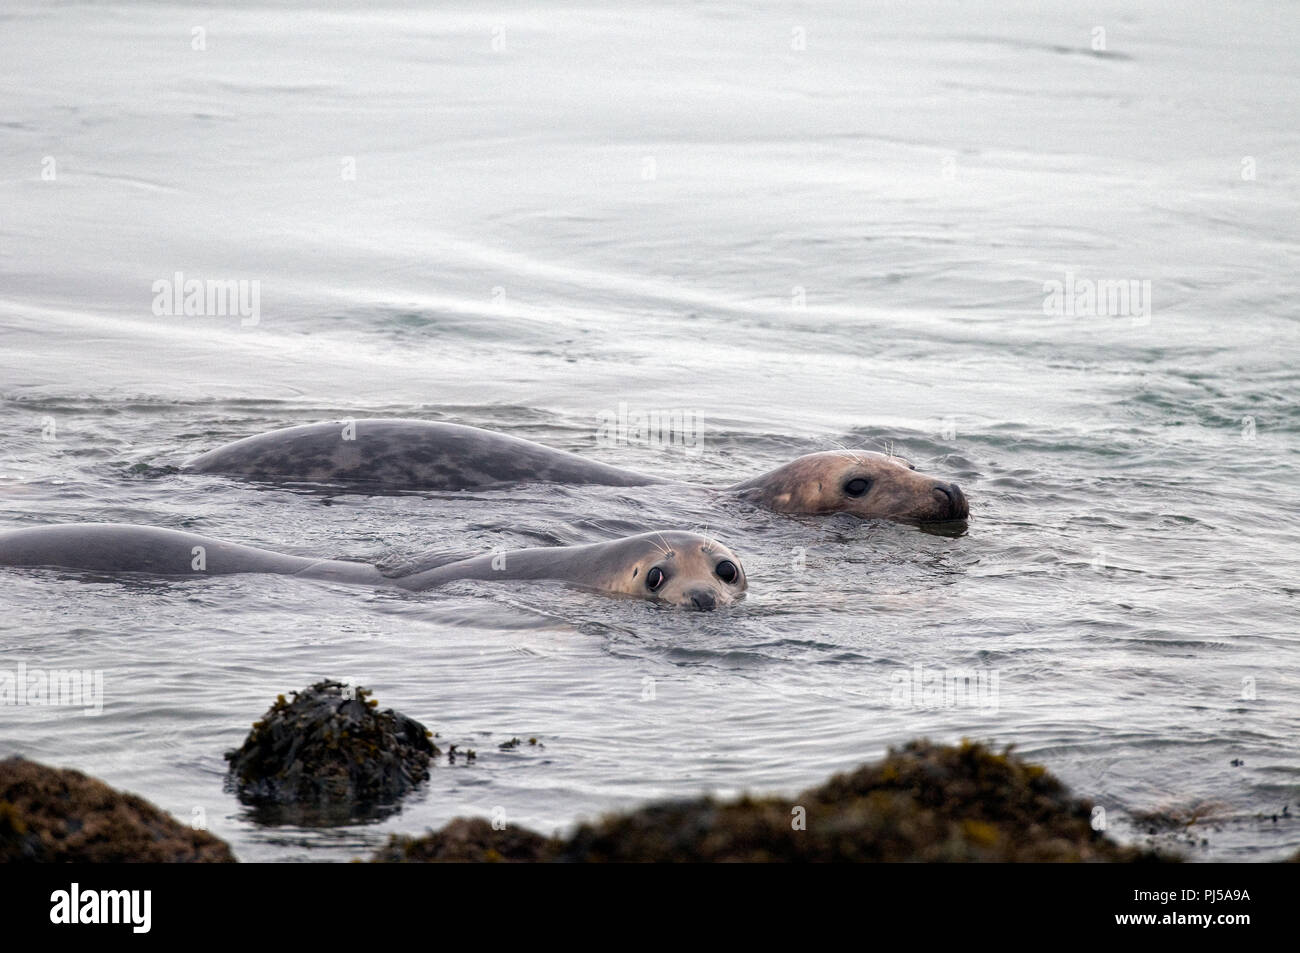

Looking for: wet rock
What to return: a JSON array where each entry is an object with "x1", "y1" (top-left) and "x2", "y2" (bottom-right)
[
  {"x1": 560, "y1": 740, "x2": 1171, "y2": 862},
  {"x1": 225, "y1": 680, "x2": 436, "y2": 825},
  {"x1": 0, "y1": 757, "x2": 235, "y2": 863},
  {"x1": 373, "y1": 740, "x2": 1176, "y2": 863},
  {"x1": 374, "y1": 818, "x2": 553, "y2": 863}
]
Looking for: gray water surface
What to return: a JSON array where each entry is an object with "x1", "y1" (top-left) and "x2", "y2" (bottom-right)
[{"x1": 1, "y1": 0, "x2": 1297, "y2": 861}]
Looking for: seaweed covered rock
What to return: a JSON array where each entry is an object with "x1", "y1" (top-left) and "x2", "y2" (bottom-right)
[
  {"x1": 225, "y1": 680, "x2": 437, "y2": 824},
  {"x1": 374, "y1": 818, "x2": 553, "y2": 863},
  {"x1": 0, "y1": 757, "x2": 236, "y2": 862},
  {"x1": 561, "y1": 740, "x2": 1166, "y2": 862},
  {"x1": 373, "y1": 740, "x2": 1174, "y2": 863}
]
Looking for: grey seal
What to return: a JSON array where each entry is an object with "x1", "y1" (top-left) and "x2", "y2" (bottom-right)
[
  {"x1": 0, "y1": 524, "x2": 745, "y2": 609},
  {"x1": 184, "y1": 419, "x2": 968, "y2": 522}
]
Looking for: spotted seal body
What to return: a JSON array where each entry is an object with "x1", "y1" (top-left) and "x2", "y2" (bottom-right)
[
  {"x1": 184, "y1": 419, "x2": 664, "y2": 491},
  {"x1": 0, "y1": 525, "x2": 745, "y2": 609},
  {"x1": 185, "y1": 419, "x2": 968, "y2": 522}
]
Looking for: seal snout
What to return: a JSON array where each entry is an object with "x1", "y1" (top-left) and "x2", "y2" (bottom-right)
[
  {"x1": 932, "y1": 482, "x2": 969, "y2": 520},
  {"x1": 685, "y1": 588, "x2": 718, "y2": 611}
]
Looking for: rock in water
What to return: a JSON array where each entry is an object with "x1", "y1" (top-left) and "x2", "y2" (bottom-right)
[
  {"x1": 372, "y1": 740, "x2": 1177, "y2": 862},
  {"x1": 225, "y1": 680, "x2": 437, "y2": 824},
  {"x1": 559, "y1": 739, "x2": 1166, "y2": 861},
  {"x1": 0, "y1": 757, "x2": 236, "y2": 862},
  {"x1": 371, "y1": 818, "x2": 552, "y2": 863}
]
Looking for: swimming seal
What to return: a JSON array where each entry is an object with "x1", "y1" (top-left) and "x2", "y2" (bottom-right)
[
  {"x1": 184, "y1": 419, "x2": 968, "y2": 523},
  {"x1": 0, "y1": 525, "x2": 746, "y2": 610}
]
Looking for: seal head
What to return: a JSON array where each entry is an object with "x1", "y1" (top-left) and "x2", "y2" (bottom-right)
[
  {"x1": 728, "y1": 451, "x2": 968, "y2": 523},
  {"x1": 596, "y1": 531, "x2": 747, "y2": 609},
  {"x1": 410, "y1": 530, "x2": 749, "y2": 609}
]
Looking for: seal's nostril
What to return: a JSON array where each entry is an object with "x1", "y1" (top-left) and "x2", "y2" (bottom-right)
[
  {"x1": 933, "y1": 482, "x2": 969, "y2": 518},
  {"x1": 935, "y1": 482, "x2": 968, "y2": 518},
  {"x1": 688, "y1": 590, "x2": 717, "y2": 611}
]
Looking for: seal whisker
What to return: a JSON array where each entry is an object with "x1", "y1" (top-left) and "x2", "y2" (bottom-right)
[{"x1": 828, "y1": 439, "x2": 868, "y2": 466}]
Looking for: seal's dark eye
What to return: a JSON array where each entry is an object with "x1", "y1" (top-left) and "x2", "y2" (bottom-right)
[
  {"x1": 715, "y1": 560, "x2": 738, "y2": 584},
  {"x1": 645, "y1": 567, "x2": 665, "y2": 592},
  {"x1": 844, "y1": 478, "x2": 871, "y2": 497}
]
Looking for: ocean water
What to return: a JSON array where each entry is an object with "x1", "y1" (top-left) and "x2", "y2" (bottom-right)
[{"x1": 0, "y1": 0, "x2": 1297, "y2": 861}]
